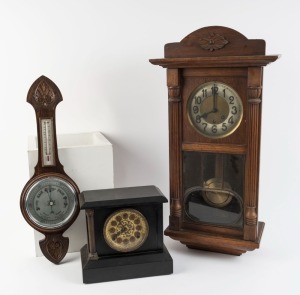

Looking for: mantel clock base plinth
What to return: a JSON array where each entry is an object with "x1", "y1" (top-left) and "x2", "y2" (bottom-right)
[
  {"x1": 80, "y1": 244, "x2": 173, "y2": 284},
  {"x1": 165, "y1": 222, "x2": 264, "y2": 256}
]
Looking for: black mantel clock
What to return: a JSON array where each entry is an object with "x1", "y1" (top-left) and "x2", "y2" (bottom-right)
[
  {"x1": 150, "y1": 26, "x2": 279, "y2": 255},
  {"x1": 80, "y1": 185, "x2": 173, "y2": 284}
]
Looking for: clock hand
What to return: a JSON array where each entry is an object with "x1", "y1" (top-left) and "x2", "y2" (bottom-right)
[
  {"x1": 115, "y1": 226, "x2": 127, "y2": 238},
  {"x1": 200, "y1": 86, "x2": 219, "y2": 120},
  {"x1": 199, "y1": 109, "x2": 216, "y2": 119},
  {"x1": 212, "y1": 83, "x2": 218, "y2": 113}
]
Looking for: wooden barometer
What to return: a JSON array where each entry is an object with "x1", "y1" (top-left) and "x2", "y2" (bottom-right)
[
  {"x1": 20, "y1": 76, "x2": 80, "y2": 264},
  {"x1": 150, "y1": 26, "x2": 279, "y2": 255}
]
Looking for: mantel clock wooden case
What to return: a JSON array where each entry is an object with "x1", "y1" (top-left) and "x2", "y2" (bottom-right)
[
  {"x1": 20, "y1": 76, "x2": 80, "y2": 264},
  {"x1": 150, "y1": 26, "x2": 278, "y2": 255}
]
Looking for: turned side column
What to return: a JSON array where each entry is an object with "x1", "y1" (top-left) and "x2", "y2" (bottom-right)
[
  {"x1": 244, "y1": 67, "x2": 263, "y2": 241},
  {"x1": 85, "y1": 209, "x2": 98, "y2": 260},
  {"x1": 167, "y1": 68, "x2": 182, "y2": 230}
]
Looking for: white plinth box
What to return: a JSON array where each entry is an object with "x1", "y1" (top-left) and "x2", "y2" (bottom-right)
[{"x1": 27, "y1": 132, "x2": 114, "y2": 256}]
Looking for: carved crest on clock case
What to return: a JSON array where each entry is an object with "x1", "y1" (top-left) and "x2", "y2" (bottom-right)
[
  {"x1": 198, "y1": 32, "x2": 229, "y2": 51},
  {"x1": 163, "y1": 26, "x2": 266, "y2": 58}
]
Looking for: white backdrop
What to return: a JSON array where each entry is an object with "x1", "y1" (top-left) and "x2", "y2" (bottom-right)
[{"x1": 1, "y1": 0, "x2": 299, "y2": 294}]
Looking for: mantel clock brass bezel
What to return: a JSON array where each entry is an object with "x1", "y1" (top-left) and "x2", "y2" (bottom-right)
[{"x1": 103, "y1": 208, "x2": 149, "y2": 253}]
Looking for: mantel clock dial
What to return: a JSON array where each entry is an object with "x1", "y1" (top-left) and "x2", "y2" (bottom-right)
[
  {"x1": 150, "y1": 26, "x2": 279, "y2": 255},
  {"x1": 20, "y1": 76, "x2": 80, "y2": 264},
  {"x1": 103, "y1": 208, "x2": 149, "y2": 253}
]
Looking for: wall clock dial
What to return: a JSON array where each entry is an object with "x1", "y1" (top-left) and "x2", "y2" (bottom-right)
[
  {"x1": 150, "y1": 26, "x2": 279, "y2": 255},
  {"x1": 20, "y1": 76, "x2": 80, "y2": 264},
  {"x1": 188, "y1": 81, "x2": 243, "y2": 138}
]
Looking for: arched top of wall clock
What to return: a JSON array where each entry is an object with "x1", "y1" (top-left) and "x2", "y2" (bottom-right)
[{"x1": 164, "y1": 26, "x2": 266, "y2": 58}]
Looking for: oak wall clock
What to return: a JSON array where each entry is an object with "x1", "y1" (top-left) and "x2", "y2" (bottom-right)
[
  {"x1": 20, "y1": 76, "x2": 80, "y2": 264},
  {"x1": 150, "y1": 26, "x2": 279, "y2": 255}
]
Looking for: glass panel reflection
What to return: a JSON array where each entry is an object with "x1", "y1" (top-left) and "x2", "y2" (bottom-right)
[
  {"x1": 184, "y1": 186, "x2": 243, "y2": 226},
  {"x1": 183, "y1": 152, "x2": 244, "y2": 227}
]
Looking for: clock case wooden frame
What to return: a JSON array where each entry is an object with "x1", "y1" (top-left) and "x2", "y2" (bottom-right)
[{"x1": 150, "y1": 26, "x2": 278, "y2": 255}]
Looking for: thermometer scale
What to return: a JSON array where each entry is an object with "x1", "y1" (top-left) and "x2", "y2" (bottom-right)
[{"x1": 40, "y1": 118, "x2": 55, "y2": 166}]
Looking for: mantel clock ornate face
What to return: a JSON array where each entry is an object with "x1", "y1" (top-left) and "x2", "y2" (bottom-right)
[
  {"x1": 20, "y1": 76, "x2": 80, "y2": 264},
  {"x1": 150, "y1": 26, "x2": 278, "y2": 255},
  {"x1": 103, "y1": 208, "x2": 149, "y2": 253}
]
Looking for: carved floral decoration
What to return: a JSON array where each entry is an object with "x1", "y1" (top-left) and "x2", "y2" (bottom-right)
[
  {"x1": 47, "y1": 240, "x2": 63, "y2": 260},
  {"x1": 199, "y1": 33, "x2": 229, "y2": 51},
  {"x1": 34, "y1": 80, "x2": 56, "y2": 106}
]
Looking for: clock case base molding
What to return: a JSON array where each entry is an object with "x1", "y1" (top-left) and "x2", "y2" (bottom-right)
[
  {"x1": 80, "y1": 244, "x2": 173, "y2": 284},
  {"x1": 165, "y1": 221, "x2": 264, "y2": 256}
]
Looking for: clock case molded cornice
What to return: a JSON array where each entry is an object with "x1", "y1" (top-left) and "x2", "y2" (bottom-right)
[
  {"x1": 149, "y1": 26, "x2": 279, "y2": 68},
  {"x1": 149, "y1": 55, "x2": 279, "y2": 68}
]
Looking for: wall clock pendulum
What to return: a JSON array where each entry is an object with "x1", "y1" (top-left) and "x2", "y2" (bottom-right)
[
  {"x1": 20, "y1": 76, "x2": 80, "y2": 264},
  {"x1": 150, "y1": 26, "x2": 279, "y2": 255}
]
